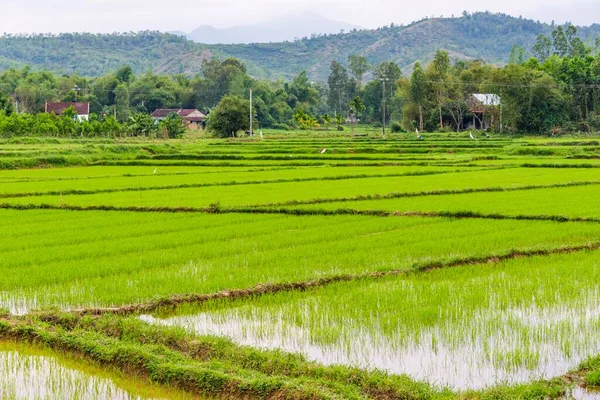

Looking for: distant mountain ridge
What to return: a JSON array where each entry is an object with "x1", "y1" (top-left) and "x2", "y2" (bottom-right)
[
  {"x1": 186, "y1": 13, "x2": 362, "y2": 44},
  {"x1": 1, "y1": 12, "x2": 599, "y2": 81}
]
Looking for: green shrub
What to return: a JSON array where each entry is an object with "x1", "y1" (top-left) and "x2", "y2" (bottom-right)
[
  {"x1": 587, "y1": 371, "x2": 600, "y2": 386},
  {"x1": 271, "y1": 123, "x2": 290, "y2": 131},
  {"x1": 437, "y1": 126, "x2": 454, "y2": 133},
  {"x1": 391, "y1": 122, "x2": 405, "y2": 133}
]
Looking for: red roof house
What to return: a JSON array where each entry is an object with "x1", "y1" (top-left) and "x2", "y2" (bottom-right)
[
  {"x1": 152, "y1": 109, "x2": 206, "y2": 126},
  {"x1": 45, "y1": 102, "x2": 90, "y2": 121}
]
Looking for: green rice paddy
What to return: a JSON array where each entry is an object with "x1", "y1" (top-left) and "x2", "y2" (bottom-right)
[
  {"x1": 2, "y1": 210, "x2": 599, "y2": 313},
  {"x1": 2, "y1": 132, "x2": 600, "y2": 398},
  {"x1": 146, "y1": 251, "x2": 600, "y2": 389},
  {"x1": 0, "y1": 341, "x2": 194, "y2": 399}
]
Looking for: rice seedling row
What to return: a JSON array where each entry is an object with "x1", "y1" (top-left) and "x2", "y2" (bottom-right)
[
  {"x1": 291, "y1": 184, "x2": 600, "y2": 220},
  {"x1": 145, "y1": 251, "x2": 600, "y2": 390},
  {"x1": 2, "y1": 209, "x2": 600, "y2": 314},
  {"x1": 0, "y1": 166, "x2": 480, "y2": 197},
  {"x1": 5, "y1": 167, "x2": 599, "y2": 209}
]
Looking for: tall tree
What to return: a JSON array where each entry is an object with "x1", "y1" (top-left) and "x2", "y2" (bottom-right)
[
  {"x1": 372, "y1": 62, "x2": 402, "y2": 82},
  {"x1": 565, "y1": 25, "x2": 588, "y2": 58},
  {"x1": 569, "y1": 37, "x2": 587, "y2": 58},
  {"x1": 0, "y1": 93, "x2": 14, "y2": 115},
  {"x1": 365, "y1": 62, "x2": 402, "y2": 124},
  {"x1": 115, "y1": 65, "x2": 134, "y2": 84},
  {"x1": 209, "y1": 95, "x2": 253, "y2": 138},
  {"x1": 509, "y1": 45, "x2": 525, "y2": 65},
  {"x1": 446, "y1": 75, "x2": 470, "y2": 132},
  {"x1": 348, "y1": 55, "x2": 370, "y2": 87},
  {"x1": 552, "y1": 26, "x2": 569, "y2": 57},
  {"x1": 327, "y1": 61, "x2": 350, "y2": 116},
  {"x1": 113, "y1": 83, "x2": 130, "y2": 122},
  {"x1": 198, "y1": 58, "x2": 250, "y2": 108},
  {"x1": 409, "y1": 63, "x2": 427, "y2": 131},
  {"x1": 426, "y1": 50, "x2": 451, "y2": 129},
  {"x1": 288, "y1": 71, "x2": 320, "y2": 111},
  {"x1": 565, "y1": 25, "x2": 578, "y2": 46},
  {"x1": 533, "y1": 34, "x2": 553, "y2": 62}
]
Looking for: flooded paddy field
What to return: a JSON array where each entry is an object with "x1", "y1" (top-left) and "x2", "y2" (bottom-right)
[
  {"x1": 0, "y1": 341, "x2": 194, "y2": 399},
  {"x1": 2, "y1": 134, "x2": 600, "y2": 398},
  {"x1": 143, "y1": 251, "x2": 600, "y2": 390}
]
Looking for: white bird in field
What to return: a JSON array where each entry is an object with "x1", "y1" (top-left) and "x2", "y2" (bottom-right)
[
  {"x1": 321, "y1": 148, "x2": 327, "y2": 154},
  {"x1": 470, "y1": 131, "x2": 476, "y2": 141},
  {"x1": 153, "y1": 168, "x2": 157, "y2": 174},
  {"x1": 259, "y1": 130, "x2": 264, "y2": 140}
]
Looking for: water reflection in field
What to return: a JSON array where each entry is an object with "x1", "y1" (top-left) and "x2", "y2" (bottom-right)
[
  {"x1": 142, "y1": 294, "x2": 600, "y2": 390},
  {"x1": 0, "y1": 343, "x2": 172, "y2": 399}
]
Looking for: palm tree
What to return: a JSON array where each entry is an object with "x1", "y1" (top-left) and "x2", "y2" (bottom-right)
[
  {"x1": 335, "y1": 113, "x2": 344, "y2": 131},
  {"x1": 322, "y1": 114, "x2": 332, "y2": 131},
  {"x1": 128, "y1": 112, "x2": 156, "y2": 138},
  {"x1": 349, "y1": 96, "x2": 366, "y2": 135}
]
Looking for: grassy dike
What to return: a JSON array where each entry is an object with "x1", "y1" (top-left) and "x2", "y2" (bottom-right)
[{"x1": 2, "y1": 311, "x2": 592, "y2": 399}]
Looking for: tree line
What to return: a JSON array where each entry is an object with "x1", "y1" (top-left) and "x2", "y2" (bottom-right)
[
  {"x1": 0, "y1": 23, "x2": 600, "y2": 138},
  {"x1": 396, "y1": 25, "x2": 600, "y2": 134}
]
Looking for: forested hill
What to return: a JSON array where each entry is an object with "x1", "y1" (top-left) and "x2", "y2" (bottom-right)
[
  {"x1": 0, "y1": 32, "x2": 220, "y2": 77},
  {"x1": 1, "y1": 12, "x2": 600, "y2": 81},
  {"x1": 214, "y1": 12, "x2": 600, "y2": 80}
]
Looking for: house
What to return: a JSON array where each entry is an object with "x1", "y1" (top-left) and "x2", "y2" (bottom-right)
[
  {"x1": 152, "y1": 109, "x2": 206, "y2": 129},
  {"x1": 45, "y1": 102, "x2": 90, "y2": 121},
  {"x1": 467, "y1": 94, "x2": 501, "y2": 130}
]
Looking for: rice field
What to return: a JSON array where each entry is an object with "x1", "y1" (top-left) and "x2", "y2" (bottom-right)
[
  {"x1": 0, "y1": 341, "x2": 194, "y2": 399},
  {"x1": 5, "y1": 167, "x2": 600, "y2": 209},
  {"x1": 145, "y1": 251, "x2": 600, "y2": 390},
  {"x1": 284, "y1": 183, "x2": 600, "y2": 219},
  {"x1": 2, "y1": 210, "x2": 600, "y2": 314},
  {"x1": 2, "y1": 132, "x2": 600, "y2": 399}
]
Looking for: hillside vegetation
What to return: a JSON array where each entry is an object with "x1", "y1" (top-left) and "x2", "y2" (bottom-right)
[{"x1": 1, "y1": 12, "x2": 600, "y2": 80}]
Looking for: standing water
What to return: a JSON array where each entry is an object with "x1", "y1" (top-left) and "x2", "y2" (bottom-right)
[{"x1": 0, "y1": 342, "x2": 189, "y2": 399}]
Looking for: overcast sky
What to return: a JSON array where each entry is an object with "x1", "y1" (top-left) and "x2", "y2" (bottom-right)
[{"x1": 1, "y1": 0, "x2": 599, "y2": 34}]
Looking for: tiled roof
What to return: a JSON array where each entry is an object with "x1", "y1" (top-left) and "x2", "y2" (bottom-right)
[
  {"x1": 151, "y1": 109, "x2": 206, "y2": 120},
  {"x1": 185, "y1": 116, "x2": 206, "y2": 122},
  {"x1": 45, "y1": 102, "x2": 90, "y2": 115}
]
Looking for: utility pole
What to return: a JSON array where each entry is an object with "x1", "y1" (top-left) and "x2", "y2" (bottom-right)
[
  {"x1": 73, "y1": 85, "x2": 81, "y2": 102},
  {"x1": 249, "y1": 89, "x2": 253, "y2": 136},
  {"x1": 380, "y1": 77, "x2": 388, "y2": 138}
]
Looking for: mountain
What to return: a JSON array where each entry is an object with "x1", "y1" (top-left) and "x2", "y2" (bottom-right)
[
  {"x1": 0, "y1": 32, "x2": 218, "y2": 77},
  {"x1": 0, "y1": 12, "x2": 599, "y2": 81},
  {"x1": 209, "y1": 12, "x2": 600, "y2": 80},
  {"x1": 187, "y1": 13, "x2": 362, "y2": 44}
]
